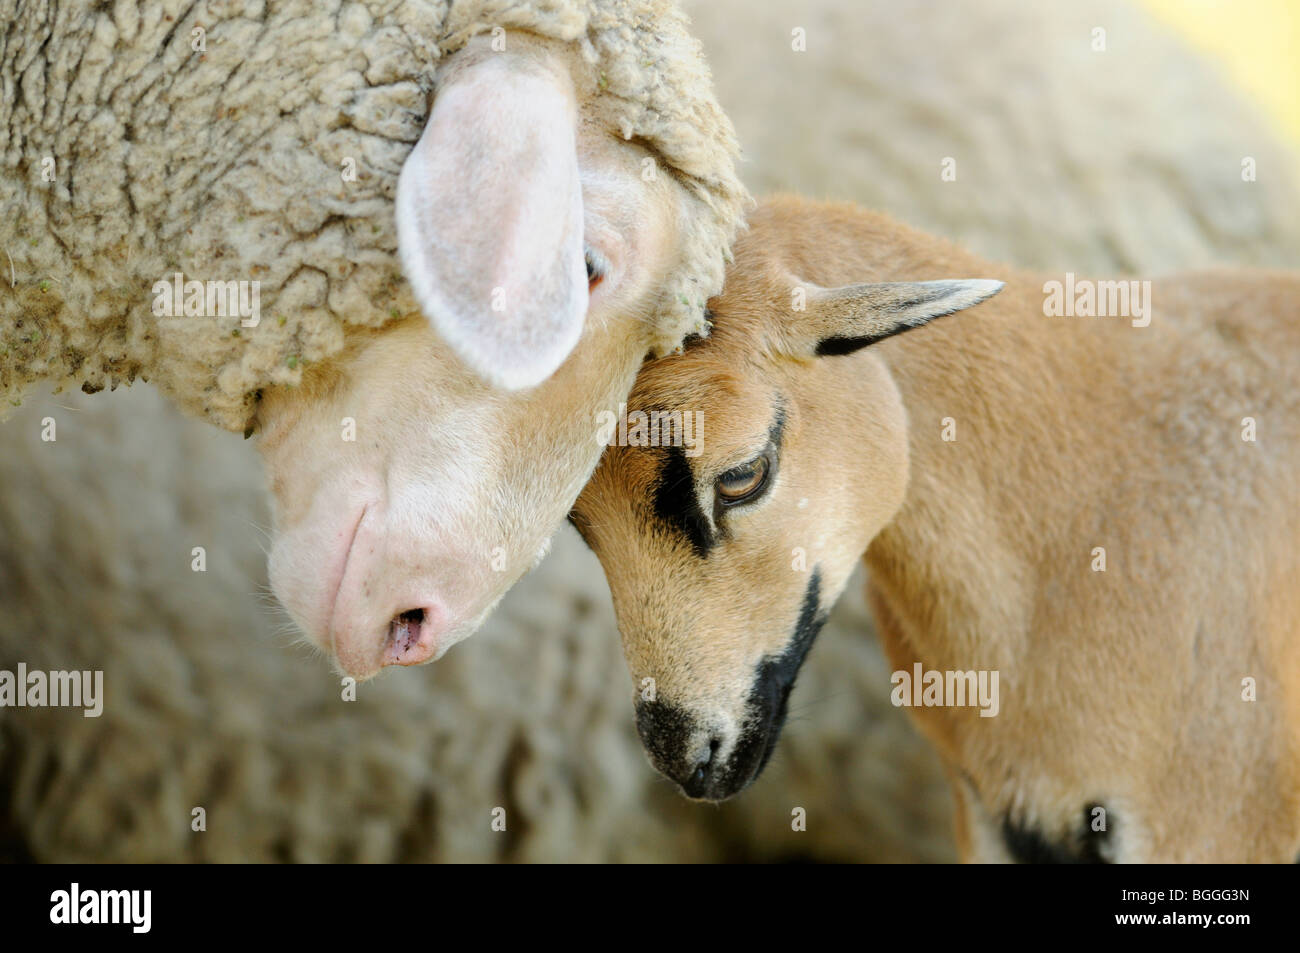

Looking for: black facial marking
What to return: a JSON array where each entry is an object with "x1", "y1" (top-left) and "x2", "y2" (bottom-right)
[
  {"x1": 650, "y1": 401, "x2": 784, "y2": 560},
  {"x1": 1001, "y1": 803, "x2": 1113, "y2": 864},
  {"x1": 652, "y1": 446, "x2": 715, "y2": 559},
  {"x1": 728, "y1": 569, "x2": 827, "y2": 786},
  {"x1": 767, "y1": 407, "x2": 786, "y2": 455},
  {"x1": 758, "y1": 565, "x2": 823, "y2": 711}
]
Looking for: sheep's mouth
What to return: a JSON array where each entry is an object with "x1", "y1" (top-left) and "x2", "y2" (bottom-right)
[
  {"x1": 324, "y1": 503, "x2": 370, "y2": 656},
  {"x1": 389, "y1": 609, "x2": 426, "y2": 654}
]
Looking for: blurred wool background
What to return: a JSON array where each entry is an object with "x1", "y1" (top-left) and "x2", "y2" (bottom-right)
[{"x1": 1, "y1": 0, "x2": 1297, "y2": 862}]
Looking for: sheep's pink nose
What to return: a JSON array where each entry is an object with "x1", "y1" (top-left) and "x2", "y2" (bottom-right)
[{"x1": 382, "y1": 608, "x2": 440, "y2": 667}]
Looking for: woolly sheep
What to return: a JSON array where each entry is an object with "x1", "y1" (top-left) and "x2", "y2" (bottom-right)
[
  {"x1": 4, "y1": 0, "x2": 1300, "y2": 863},
  {"x1": 0, "y1": 0, "x2": 748, "y2": 678},
  {"x1": 570, "y1": 194, "x2": 1300, "y2": 862}
]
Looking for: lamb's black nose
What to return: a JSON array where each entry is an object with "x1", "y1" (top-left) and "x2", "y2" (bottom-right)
[
  {"x1": 680, "y1": 737, "x2": 721, "y2": 799},
  {"x1": 634, "y1": 699, "x2": 721, "y2": 798}
]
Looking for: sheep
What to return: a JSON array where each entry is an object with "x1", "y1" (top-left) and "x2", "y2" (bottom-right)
[
  {"x1": 6, "y1": 0, "x2": 1300, "y2": 864},
  {"x1": 569, "y1": 194, "x2": 1300, "y2": 863},
  {"x1": 0, "y1": 0, "x2": 748, "y2": 679}
]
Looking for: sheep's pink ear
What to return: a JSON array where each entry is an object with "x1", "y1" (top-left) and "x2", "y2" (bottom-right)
[
  {"x1": 800, "y1": 279, "x2": 1004, "y2": 356},
  {"x1": 396, "y1": 52, "x2": 586, "y2": 390}
]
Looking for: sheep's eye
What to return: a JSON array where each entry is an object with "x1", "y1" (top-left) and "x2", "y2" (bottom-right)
[
  {"x1": 584, "y1": 247, "x2": 607, "y2": 288},
  {"x1": 716, "y1": 455, "x2": 770, "y2": 506}
]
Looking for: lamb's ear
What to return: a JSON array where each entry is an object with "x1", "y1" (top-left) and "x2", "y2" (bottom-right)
[
  {"x1": 396, "y1": 51, "x2": 586, "y2": 390},
  {"x1": 802, "y1": 279, "x2": 1004, "y2": 357}
]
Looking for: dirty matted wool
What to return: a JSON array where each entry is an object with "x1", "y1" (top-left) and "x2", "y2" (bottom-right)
[{"x1": 0, "y1": 0, "x2": 747, "y2": 430}]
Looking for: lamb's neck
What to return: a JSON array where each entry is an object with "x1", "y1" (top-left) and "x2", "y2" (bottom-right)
[{"x1": 862, "y1": 270, "x2": 1138, "y2": 665}]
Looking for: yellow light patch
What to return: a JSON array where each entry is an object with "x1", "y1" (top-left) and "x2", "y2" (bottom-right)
[{"x1": 1139, "y1": 0, "x2": 1300, "y2": 154}]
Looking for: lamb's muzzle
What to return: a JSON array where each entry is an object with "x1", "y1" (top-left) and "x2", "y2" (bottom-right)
[{"x1": 631, "y1": 568, "x2": 829, "y2": 800}]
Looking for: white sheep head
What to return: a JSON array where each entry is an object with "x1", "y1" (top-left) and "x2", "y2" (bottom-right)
[{"x1": 256, "y1": 34, "x2": 710, "y2": 680}]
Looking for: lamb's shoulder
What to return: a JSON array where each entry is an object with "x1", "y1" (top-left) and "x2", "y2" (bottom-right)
[{"x1": 1155, "y1": 267, "x2": 1300, "y2": 334}]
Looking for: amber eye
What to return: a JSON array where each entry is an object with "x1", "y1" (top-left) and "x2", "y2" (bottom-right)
[{"x1": 716, "y1": 455, "x2": 770, "y2": 506}]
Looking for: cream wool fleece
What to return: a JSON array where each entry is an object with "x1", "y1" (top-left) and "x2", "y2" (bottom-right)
[{"x1": 0, "y1": 0, "x2": 747, "y2": 430}]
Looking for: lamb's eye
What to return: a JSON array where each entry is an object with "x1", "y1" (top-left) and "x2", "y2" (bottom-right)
[
  {"x1": 584, "y1": 247, "x2": 607, "y2": 288},
  {"x1": 716, "y1": 455, "x2": 770, "y2": 506}
]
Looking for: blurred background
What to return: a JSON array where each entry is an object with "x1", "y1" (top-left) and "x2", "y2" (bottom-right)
[{"x1": 1, "y1": 0, "x2": 1297, "y2": 862}]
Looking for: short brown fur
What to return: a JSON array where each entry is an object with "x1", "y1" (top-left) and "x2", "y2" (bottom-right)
[{"x1": 573, "y1": 195, "x2": 1300, "y2": 862}]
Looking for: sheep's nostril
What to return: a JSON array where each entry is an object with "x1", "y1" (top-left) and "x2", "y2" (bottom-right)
[
  {"x1": 383, "y1": 608, "x2": 438, "y2": 667},
  {"x1": 391, "y1": 609, "x2": 425, "y2": 652}
]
